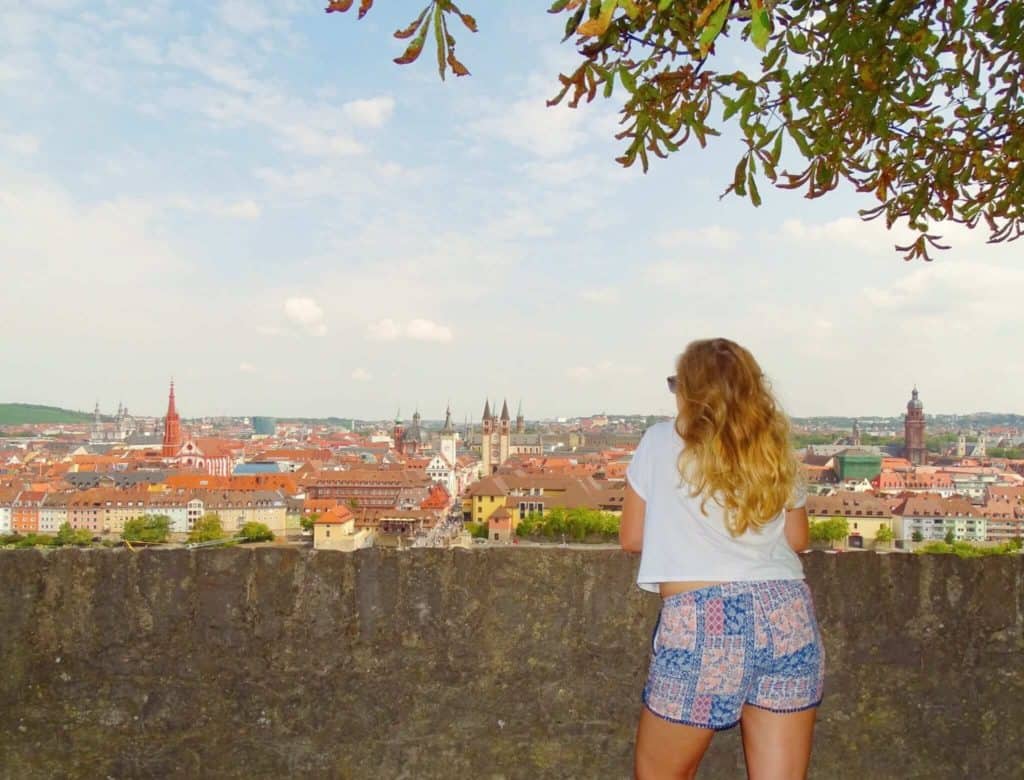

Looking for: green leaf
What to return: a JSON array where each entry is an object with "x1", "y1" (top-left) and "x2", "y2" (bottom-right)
[
  {"x1": 433, "y1": 4, "x2": 445, "y2": 80},
  {"x1": 751, "y1": 8, "x2": 772, "y2": 51},
  {"x1": 789, "y1": 125, "x2": 812, "y2": 157},
  {"x1": 658, "y1": 0, "x2": 674, "y2": 9},
  {"x1": 770, "y1": 129, "x2": 784, "y2": 165},
  {"x1": 603, "y1": 68, "x2": 616, "y2": 98},
  {"x1": 748, "y1": 169, "x2": 761, "y2": 206},
  {"x1": 699, "y1": 1, "x2": 729, "y2": 57},
  {"x1": 620, "y1": 0, "x2": 639, "y2": 20},
  {"x1": 733, "y1": 155, "x2": 748, "y2": 195},
  {"x1": 619, "y1": 65, "x2": 637, "y2": 93}
]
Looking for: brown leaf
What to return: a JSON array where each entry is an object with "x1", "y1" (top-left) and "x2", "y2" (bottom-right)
[
  {"x1": 577, "y1": 17, "x2": 609, "y2": 37},
  {"x1": 394, "y1": 7, "x2": 429, "y2": 39},
  {"x1": 447, "y1": 51, "x2": 470, "y2": 77},
  {"x1": 695, "y1": 0, "x2": 728, "y2": 29},
  {"x1": 325, "y1": 0, "x2": 354, "y2": 13},
  {"x1": 394, "y1": 42, "x2": 424, "y2": 65},
  {"x1": 357, "y1": 0, "x2": 373, "y2": 20}
]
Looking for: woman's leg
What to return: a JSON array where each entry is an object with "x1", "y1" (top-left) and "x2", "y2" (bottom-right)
[
  {"x1": 634, "y1": 707, "x2": 715, "y2": 780},
  {"x1": 738, "y1": 704, "x2": 817, "y2": 780}
]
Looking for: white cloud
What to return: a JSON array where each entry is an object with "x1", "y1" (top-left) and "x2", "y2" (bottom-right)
[
  {"x1": 367, "y1": 318, "x2": 401, "y2": 341},
  {"x1": 656, "y1": 225, "x2": 738, "y2": 251},
  {"x1": 779, "y1": 216, "x2": 888, "y2": 253},
  {"x1": 122, "y1": 34, "x2": 162, "y2": 65},
  {"x1": 219, "y1": 199, "x2": 261, "y2": 219},
  {"x1": 566, "y1": 361, "x2": 638, "y2": 381},
  {"x1": 482, "y1": 206, "x2": 552, "y2": 240},
  {"x1": 168, "y1": 196, "x2": 261, "y2": 220},
  {"x1": 579, "y1": 287, "x2": 619, "y2": 304},
  {"x1": 367, "y1": 318, "x2": 454, "y2": 343},
  {"x1": 218, "y1": 0, "x2": 279, "y2": 34},
  {"x1": 239, "y1": 362, "x2": 256, "y2": 373},
  {"x1": 407, "y1": 318, "x2": 453, "y2": 343},
  {"x1": 343, "y1": 96, "x2": 395, "y2": 128},
  {"x1": 276, "y1": 123, "x2": 364, "y2": 158},
  {"x1": 0, "y1": 131, "x2": 38, "y2": 156},
  {"x1": 864, "y1": 262, "x2": 1024, "y2": 320},
  {"x1": 470, "y1": 95, "x2": 589, "y2": 158},
  {"x1": 161, "y1": 40, "x2": 366, "y2": 160},
  {"x1": 567, "y1": 366, "x2": 592, "y2": 380},
  {"x1": 283, "y1": 297, "x2": 327, "y2": 336},
  {"x1": 351, "y1": 367, "x2": 371, "y2": 382}
]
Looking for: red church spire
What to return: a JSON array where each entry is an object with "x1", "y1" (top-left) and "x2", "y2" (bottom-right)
[{"x1": 162, "y1": 379, "x2": 183, "y2": 457}]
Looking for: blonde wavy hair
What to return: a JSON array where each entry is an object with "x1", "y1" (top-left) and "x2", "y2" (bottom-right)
[{"x1": 673, "y1": 338, "x2": 799, "y2": 536}]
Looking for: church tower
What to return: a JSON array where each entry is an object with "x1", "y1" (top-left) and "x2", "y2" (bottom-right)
[
  {"x1": 162, "y1": 381, "x2": 183, "y2": 457},
  {"x1": 498, "y1": 399, "x2": 511, "y2": 466},
  {"x1": 393, "y1": 410, "x2": 405, "y2": 455},
  {"x1": 515, "y1": 400, "x2": 525, "y2": 434},
  {"x1": 851, "y1": 419, "x2": 861, "y2": 447},
  {"x1": 956, "y1": 431, "x2": 967, "y2": 458},
  {"x1": 440, "y1": 404, "x2": 457, "y2": 466},
  {"x1": 974, "y1": 433, "x2": 986, "y2": 458},
  {"x1": 90, "y1": 401, "x2": 104, "y2": 444},
  {"x1": 481, "y1": 399, "x2": 493, "y2": 475},
  {"x1": 903, "y1": 387, "x2": 927, "y2": 466}
]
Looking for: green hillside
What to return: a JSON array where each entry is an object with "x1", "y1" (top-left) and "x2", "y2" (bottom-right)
[{"x1": 0, "y1": 403, "x2": 97, "y2": 425}]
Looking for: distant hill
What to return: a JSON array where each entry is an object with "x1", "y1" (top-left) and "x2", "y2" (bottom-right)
[{"x1": 0, "y1": 403, "x2": 97, "y2": 425}]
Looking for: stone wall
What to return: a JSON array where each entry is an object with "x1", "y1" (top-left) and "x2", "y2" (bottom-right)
[{"x1": 1, "y1": 548, "x2": 1022, "y2": 779}]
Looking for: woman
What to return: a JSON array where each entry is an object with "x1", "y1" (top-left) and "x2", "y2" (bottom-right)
[{"x1": 621, "y1": 338, "x2": 824, "y2": 780}]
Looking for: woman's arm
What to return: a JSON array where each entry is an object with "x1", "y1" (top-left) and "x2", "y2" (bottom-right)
[
  {"x1": 784, "y1": 506, "x2": 810, "y2": 552},
  {"x1": 620, "y1": 480, "x2": 645, "y2": 552}
]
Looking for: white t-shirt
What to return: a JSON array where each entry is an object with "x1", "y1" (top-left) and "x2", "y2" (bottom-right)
[{"x1": 626, "y1": 420, "x2": 805, "y2": 593}]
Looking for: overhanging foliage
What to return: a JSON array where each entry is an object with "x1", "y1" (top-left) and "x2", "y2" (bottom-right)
[{"x1": 326, "y1": 0, "x2": 1024, "y2": 260}]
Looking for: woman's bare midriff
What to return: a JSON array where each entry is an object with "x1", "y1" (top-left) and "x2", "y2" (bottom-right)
[{"x1": 659, "y1": 580, "x2": 725, "y2": 598}]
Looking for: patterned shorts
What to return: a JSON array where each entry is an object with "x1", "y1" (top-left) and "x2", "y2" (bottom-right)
[{"x1": 643, "y1": 579, "x2": 825, "y2": 731}]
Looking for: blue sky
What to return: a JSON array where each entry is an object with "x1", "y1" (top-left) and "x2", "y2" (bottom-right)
[{"x1": 2, "y1": 1, "x2": 1022, "y2": 421}]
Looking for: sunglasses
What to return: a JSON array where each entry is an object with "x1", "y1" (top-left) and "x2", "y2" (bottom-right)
[{"x1": 666, "y1": 375, "x2": 677, "y2": 394}]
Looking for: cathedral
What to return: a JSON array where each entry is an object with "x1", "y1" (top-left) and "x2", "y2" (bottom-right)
[
  {"x1": 472, "y1": 399, "x2": 544, "y2": 475},
  {"x1": 89, "y1": 400, "x2": 136, "y2": 444}
]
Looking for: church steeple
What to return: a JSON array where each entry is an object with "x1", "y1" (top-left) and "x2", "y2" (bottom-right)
[
  {"x1": 441, "y1": 403, "x2": 454, "y2": 434},
  {"x1": 515, "y1": 399, "x2": 524, "y2": 434},
  {"x1": 500, "y1": 399, "x2": 510, "y2": 421},
  {"x1": 162, "y1": 380, "x2": 183, "y2": 457}
]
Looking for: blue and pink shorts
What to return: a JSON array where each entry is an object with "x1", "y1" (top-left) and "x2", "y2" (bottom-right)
[{"x1": 643, "y1": 579, "x2": 825, "y2": 731}]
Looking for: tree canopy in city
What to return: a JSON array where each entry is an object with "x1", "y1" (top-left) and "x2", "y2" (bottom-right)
[{"x1": 326, "y1": 0, "x2": 1024, "y2": 260}]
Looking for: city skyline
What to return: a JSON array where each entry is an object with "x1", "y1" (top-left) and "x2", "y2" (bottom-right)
[
  {"x1": 8, "y1": 385, "x2": 1024, "y2": 425},
  {"x1": 3, "y1": 3, "x2": 1024, "y2": 419}
]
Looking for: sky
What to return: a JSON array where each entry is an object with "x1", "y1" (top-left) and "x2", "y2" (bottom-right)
[{"x1": 2, "y1": 1, "x2": 1022, "y2": 421}]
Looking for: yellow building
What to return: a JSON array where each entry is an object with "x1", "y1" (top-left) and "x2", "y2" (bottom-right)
[
  {"x1": 463, "y1": 474, "x2": 624, "y2": 529},
  {"x1": 313, "y1": 507, "x2": 372, "y2": 551},
  {"x1": 806, "y1": 492, "x2": 894, "y2": 548},
  {"x1": 193, "y1": 490, "x2": 288, "y2": 535}
]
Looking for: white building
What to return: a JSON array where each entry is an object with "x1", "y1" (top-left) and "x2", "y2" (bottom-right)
[
  {"x1": 0, "y1": 494, "x2": 13, "y2": 535},
  {"x1": 38, "y1": 494, "x2": 70, "y2": 534}
]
